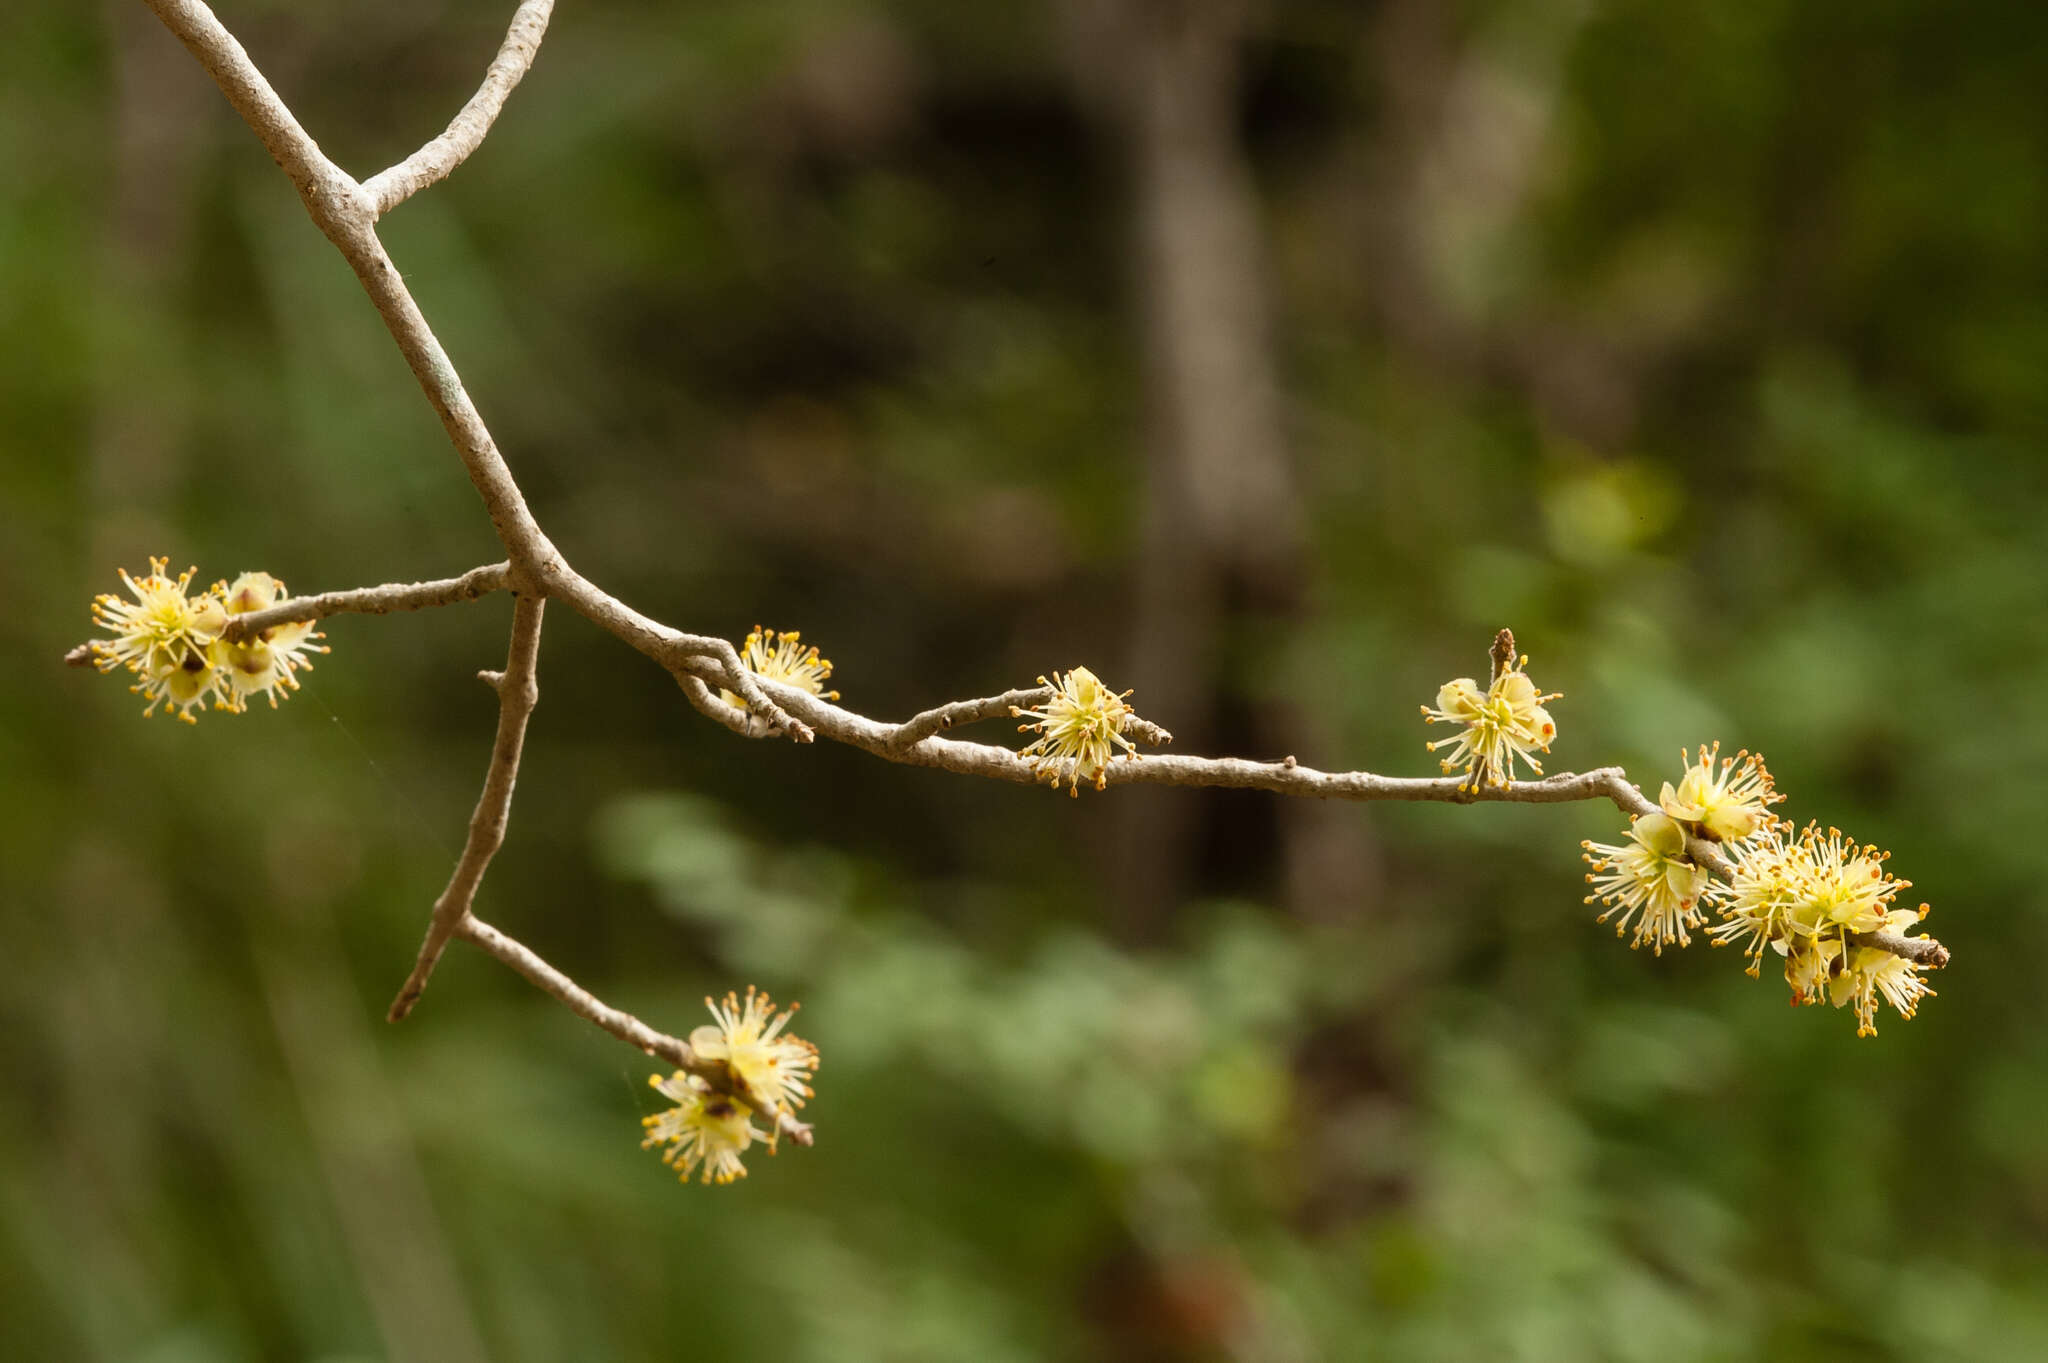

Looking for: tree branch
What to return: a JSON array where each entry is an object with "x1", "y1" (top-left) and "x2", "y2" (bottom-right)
[
  {"x1": 892, "y1": 686, "x2": 1055, "y2": 747},
  {"x1": 387, "y1": 594, "x2": 545, "y2": 1021},
  {"x1": 141, "y1": 0, "x2": 809, "y2": 741},
  {"x1": 222, "y1": 562, "x2": 511, "y2": 639},
  {"x1": 702, "y1": 677, "x2": 1951, "y2": 968},
  {"x1": 738, "y1": 673, "x2": 1619, "y2": 803},
  {"x1": 127, "y1": 0, "x2": 1947, "y2": 1123},
  {"x1": 675, "y1": 671, "x2": 756, "y2": 736},
  {"x1": 361, "y1": 0, "x2": 555, "y2": 218},
  {"x1": 67, "y1": 563, "x2": 512, "y2": 663}
]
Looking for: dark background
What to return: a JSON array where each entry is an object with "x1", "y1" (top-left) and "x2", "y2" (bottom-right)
[{"x1": 6, "y1": 1, "x2": 2047, "y2": 1359}]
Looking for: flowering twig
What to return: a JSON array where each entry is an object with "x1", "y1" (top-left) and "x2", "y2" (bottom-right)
[
  {"x1": 1597, "y1": 768, "x2": 1949, "y2": 969},
  {"x1": 711, "y1": 676, "x2": 1951, "y2": 967},
  {"x1": 387, "y1": 594, "x2": 545, "y2": 1021},
  {"x1": 65, "y1": 562, "x2": 511, "y2": 664},
  {"x1": 742, "y1": 675, "x2": 1601, "y2": 800},
  {"x1": 360, "y1": 0, "x2": 555, "y2": 218},
  {"x1": 457, "y1": 916, "x2": 814, "y2": 1146},
  {"x1": 223, "y1": 562, "x2": 512, "y2": 640}
]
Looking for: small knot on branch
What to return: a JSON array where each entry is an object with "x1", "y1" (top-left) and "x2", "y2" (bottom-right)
[
  {"x1": 770, "y1": 712, "x2": 816, "y2": 744},
  {"x1": 1126, "y1": 715, "x2": 1175, "y2": 747}
]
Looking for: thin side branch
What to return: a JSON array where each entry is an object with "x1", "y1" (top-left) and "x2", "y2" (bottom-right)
[
  {"x1": 1861, "y1": 930, "x2": 1950, "y2": 968},
  {"x1": 223, "y1": 562, "x2": 511, "y2": 639},
  {"x1": 742, "y1": 674, "x2": 1631, "y2": 804},
  {"x1": 458, "y1": 915, "x2": 815, "y2": 1146},
  {"x1": 885, "y1": 684, "x2": 1173, "y2": 750},
  {"x1": 676, "y1": 672, "x2": 754, "y2": 736},
  {"x1": 362, "y1": 0, "x2": 556, "y2": 217},
  {"x1": 388, "y1": 595, "x2": 546, "y2": 1021},
  {"x1": 460, "y1": 915, "x2": 685, "y2": 1062},
  {"x1": 892, "y1": 686, "x2": 1055, "y2": 747},
  {"x1": 67, "y1": 563, "x2": 512, "y2": 662},
  {"x1": 1123, "y1": 713, "x2": 1176, "y2": 748}
]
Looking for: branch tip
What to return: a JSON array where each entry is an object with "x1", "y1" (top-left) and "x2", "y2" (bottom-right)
[
  {"x1": 362, "y1": 0, "x2": 557, "y2": 216},
  {"x1": 1489, "y1": 627, "x2": 1517, "y2": 683},
  {"x1": 388, "y1": 598, "x2": 545, "y2": 1016}
]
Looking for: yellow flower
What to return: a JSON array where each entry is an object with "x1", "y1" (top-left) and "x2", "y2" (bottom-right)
[
  {"x1": 1420, "y1": 656, "x2": 1560, "y2": 791},
  {"x1": 1581, "y1": 812, "x2": 1709, "y2": 954},
  {"x1": 1778, "y1": 934, "x2": 1843, "y2": 1008},
  {"x1": 640, "y1": 1072, "x2": 766, "y2": 1185},
  {"x1": 1777, "y1": 823, "x2": 1912, "y2": 940},
  {"x1": 89, "y1": 558, "x2": 230, "y2": 722},
  {"x1": 689, "y1": 987, "x2": 819, "y2": 1136},
  {"x1": 217, "y1": 571, "x2": 328, "y2": 710},
  {"x1": 1012, "y1": 666, "x2": 1142, "y2": 796},
  {"x1": 90, "y1": 558, "x2": 213, "y2": 677},
  {"x1": 1829, "y1": 944, "x2": 1936, "y2": 1037},
  {"x1": 1658, "y1": 743, "x2": 1782, "y2": 843},
  {"x1": 719, "y1": 626, "x2": 839, "y2": 711},
  {"x1": 1707, "y1": 825, "x2": 1803, "y2": 975}
]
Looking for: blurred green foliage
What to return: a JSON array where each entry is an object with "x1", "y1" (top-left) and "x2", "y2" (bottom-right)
[{"x1": 5, "y1": 0, "x2": 2048, "y2": 1359}]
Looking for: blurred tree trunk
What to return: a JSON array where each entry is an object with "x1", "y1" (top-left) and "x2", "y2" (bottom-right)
[
  {"x1": 1353, "y1": 0, "x2": 1635, "y2": 444},
  {"x1": 1063, "y1": 0, "x2": 1377, "y2": 939}
]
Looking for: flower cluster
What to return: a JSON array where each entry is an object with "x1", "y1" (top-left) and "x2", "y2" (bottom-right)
[
  {"x1": 1419, "y1": 655, "x2": 1560, "y2": 791},
  {"x1": 1583, "y1": 745, "x2": 1784, "y2": 955},
  {"x1": 1012, "y1": 667, "x2": 1143, "y2": 795},
  {"x1": 719, "y1": 626, "x2": 838, "y2": 711},
  {"x1": 1581, "y1": 744, "x2": 1937, "y2": 1035},
  {"x1": 642, "y1": 987, "x2": 818, "y2": 1185},
  {"x1": 1712, "y1": 823, "x2": 1934, "y2": 1036},
  {"x1": 89, "y1": 558, "x2": 327, "y2": 722}
]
